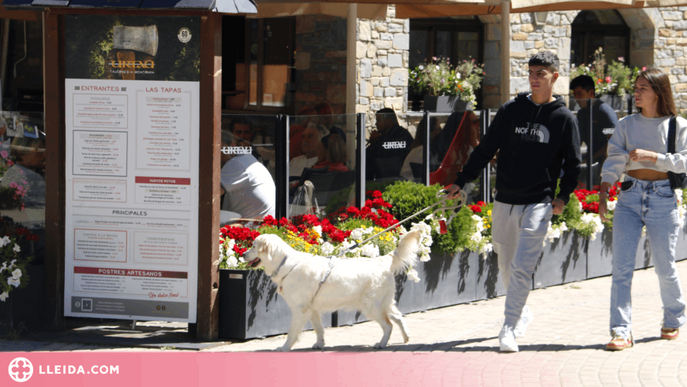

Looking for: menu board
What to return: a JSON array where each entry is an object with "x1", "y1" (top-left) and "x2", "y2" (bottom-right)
[{"x1": 64, "y1": 15, "x2": 200, "y2": 323}]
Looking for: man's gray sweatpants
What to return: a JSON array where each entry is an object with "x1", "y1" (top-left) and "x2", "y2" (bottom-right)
[{"x1": 491, "y1": 200, "x2": 552, "y2": 327}]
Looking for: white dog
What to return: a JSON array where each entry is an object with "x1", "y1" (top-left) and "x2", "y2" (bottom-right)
[{"x1": 243, "y1": 230, "x2": 422, "y2": 351}]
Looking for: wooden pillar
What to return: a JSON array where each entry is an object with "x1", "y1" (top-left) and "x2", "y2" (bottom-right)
[
  {"x1": 196, "y1": 12, "x2": 222, "y2": 341},
  {"x1": 43, "y1": 8, "x2": 66, "y2": 331}
]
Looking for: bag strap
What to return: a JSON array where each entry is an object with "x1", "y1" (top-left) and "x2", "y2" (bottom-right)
[{"x1": 668, "y1": 116, "x2": 677, "y2": 154}]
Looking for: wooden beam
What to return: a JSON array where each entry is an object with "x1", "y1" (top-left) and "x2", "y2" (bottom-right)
[
  {"x1": 196, "y1": 12, "x2": 222, "y2": 341},
  {"x1": 43, "y1": 8, "x2": 66, "y2": 331},
  {"x1": 0, "y1": 9, "x2": 39, "y2": 21}
]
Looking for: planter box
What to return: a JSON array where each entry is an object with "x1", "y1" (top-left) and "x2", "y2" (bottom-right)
[
  {"x1": 586, "y1": 228, "x2": 614, "y2": 279},
  {"x1": 0, "y1": 264, "x2": 44, "y2": 335},
  {"x1": 218, "y1": 269, "x2": 332, "y2": 340},
  {"x1": 218, "y1": 224, "x2": 687, "y2": 338},
  {"x1": 533, "y1": 231, "x2": 586, "y2": 289},
  {"x1": 475, "y1": 252, "x2": 506, "y2": 300},
  {"x1": 423, "y1": 95, "x2": 473, "y2": 112},
  {"x1": 336, "y1": 251, "x2": 478, "y2": 326}
]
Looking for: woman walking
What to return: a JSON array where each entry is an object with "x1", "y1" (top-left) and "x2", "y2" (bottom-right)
[{"x1": 599, "y1": 67, "x2": 687, "y2": 350}]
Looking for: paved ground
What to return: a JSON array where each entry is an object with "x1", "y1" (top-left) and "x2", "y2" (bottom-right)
[{"x1": 4, "y1": 261, "x2": 687, "y2": 386}]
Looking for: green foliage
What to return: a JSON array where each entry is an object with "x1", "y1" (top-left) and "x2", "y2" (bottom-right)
[{"x1": 382, "y1": 181, "x2": 475, "y2": 254}]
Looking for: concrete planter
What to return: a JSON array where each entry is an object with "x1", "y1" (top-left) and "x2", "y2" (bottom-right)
[
  {"x1": 218, "y1": 269, "x2": 332, "y2": 340},
  {"x1": 586, "y1": 228, "x2": 614, "y2": 279},
  {"x1": 423, "y1": 95, "x2": 473, "y2": 112},
  {"x1": 533, "y1": 231, "x2": 586, "y2": 289},
  {"x1": 0, "y1": 264, "x2": 44, "y2": 335},
  {"x1": 218, "y1": 225, "x2": 687, "y2": 338}
]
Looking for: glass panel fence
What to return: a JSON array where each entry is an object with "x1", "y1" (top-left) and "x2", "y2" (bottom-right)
[
  {"x1": 0, "y1": 111, "x2": 46, "y2": 263},
  {"x1": 287, "y1": 113, "x2": 359, "y2": 220},
  {"x1": 570, "y1": 97, "x2": 624, "y2": 190}
]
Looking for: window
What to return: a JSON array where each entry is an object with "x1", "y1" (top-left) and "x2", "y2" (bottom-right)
[
  {"x1": 409, "y1": 17, "x2": 483, "y2": 69},
  {"x1": 222, "y1": 17, "x2": 296, "y2": 112},
  {"x1": 571, "y1": 10, "x2": 630, "y2": 67}
]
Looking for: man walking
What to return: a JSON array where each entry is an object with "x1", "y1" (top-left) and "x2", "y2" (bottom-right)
[{"x1": 446, "y1": 51, "x2": 581, "y2": 352}]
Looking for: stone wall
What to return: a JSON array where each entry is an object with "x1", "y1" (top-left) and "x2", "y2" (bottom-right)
[
  {"x1": 356, "y1": 5, "x2": 410, "y2": 129},
  {"x1": 508, "y1": 12, "x2": 575, "y2": 102},
  {"x1": 294, "y1": 15, "x2": 348, "y2": 114},
  {"x1": 649, "y1": 7, "x2": 687, "y2": 111}
]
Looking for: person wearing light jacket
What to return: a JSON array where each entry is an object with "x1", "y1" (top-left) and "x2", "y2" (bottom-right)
[
  {"x1": 446, "y1": 51, "x2": 581, "y2": 352},
  {"x1": 599, "y1": 67, "x2": 687, "y2": 351}
]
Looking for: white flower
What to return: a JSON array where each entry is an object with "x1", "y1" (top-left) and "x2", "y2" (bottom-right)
[
  {"x1": 11, "y1": 268, "x2": 21, "y2": 279},
  {"x1": 0, "y1": 262, "x2": 6, "y2": 273},
  {"x1": 361, "y1": 243, "x2": 379, "y2": 258},
  {"x1": 321, "y1": 242, "x2": 335, "y2": 256},
  {"x1": 312, "y1": 225, "x2": 322, "y2": 237},
  {"x1": 407, "y1": 268, "x2": 420, "y2": 283},
  {"x1": 350, "y1": 228, "x2": 364, "y2": 241},
  {"x1": 419, "y1": 244, "x2": 431, "y2": 262},
  {"x1": 1, "y1": 236, "x2": 9, "y2": 247},
  {"x1": 676, "y1": 189, "x2": 683, "y2": 203},
  {"x1": 8, "y1": 277, "x2": 20, "y2": 287},
  {"x1": 13, "y1": 244, "x2": 20, "y2": 253},
  {"x1": 578, "y1": 202, "x2": 583, "y2": 213},
  {"x1": 226, "y1": 239, "x2": 236, "y2": 250},
  {"x1": 559, "y1": 222, "x2": 568, "y2": 232},
  {"x1": 226, "y1": 256, "x2": 239, "y2": 268},
  {"x1": 0, "y1": 292, "x2": 7, "y2": 302},
  {"x1": 607, "y1": 200, "x2": 616, "y2": 212},
  {"x1": 480, "y1": 242, "x2": 493, "y2": 256}
]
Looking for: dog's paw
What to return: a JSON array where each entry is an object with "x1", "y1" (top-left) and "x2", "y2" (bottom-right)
[
  {"x1": 403, "y1": 336, "x2": 410, "y2": 343},
  {"x1": 275, "y1": 345, "x2": 291, "y2": 352},
  {"x1": 312, "y1": 342, "x2": 325, "y2": 350},
  {"x1": 373, "y1": 342, "x2": 386, "y2": 350}
]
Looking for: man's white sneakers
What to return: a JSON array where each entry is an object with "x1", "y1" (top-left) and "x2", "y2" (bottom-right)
[
  {"x1": 499, "y1": 325, "x2": 519, "y2": 352},
  {"x1": 514, "y1": 305, "x2": 533, "y2": 338}
]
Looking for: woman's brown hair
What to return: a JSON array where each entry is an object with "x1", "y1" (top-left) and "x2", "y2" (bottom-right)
[{"x1": 636, "y1": 67, "x2": 677, "y2": 117}]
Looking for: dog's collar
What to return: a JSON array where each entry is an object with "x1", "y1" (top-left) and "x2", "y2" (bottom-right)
[{"x1": 269, "y1": 255, "x2": 289, "y2": 279}]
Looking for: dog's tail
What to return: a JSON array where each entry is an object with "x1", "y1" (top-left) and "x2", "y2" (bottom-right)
[{"x1": 389, "y1": 230, "x2": 422, "y2": 274}]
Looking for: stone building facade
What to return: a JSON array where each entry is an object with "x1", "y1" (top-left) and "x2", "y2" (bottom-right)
[{"x1": 356, "y1": 5, "x2": 687, "y2": 121}]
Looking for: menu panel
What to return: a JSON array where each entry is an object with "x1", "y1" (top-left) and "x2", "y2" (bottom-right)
[{"x1": 64, "y1": 15, "x2": 200, "y2": 323}]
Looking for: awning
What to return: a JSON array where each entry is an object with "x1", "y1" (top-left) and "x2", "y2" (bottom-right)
[
  {"x1": 396, "y1": 0, "x2": 687, "y2": 18},
  {"x1": 1, "y1": 0, "x2": 258, "y2": 13},
  {"x1": 247, "y1": 3, "x2": 387, "y2": 20}
]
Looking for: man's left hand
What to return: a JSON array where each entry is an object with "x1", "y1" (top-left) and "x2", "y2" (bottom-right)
[{"x1": 552, "y1": 198, "x2": 565, "y2": 215}]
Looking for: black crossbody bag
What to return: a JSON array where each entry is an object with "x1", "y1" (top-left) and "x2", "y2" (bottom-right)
[{"x1": 667, "y1": 116, "x2": 687, "y2": 189}]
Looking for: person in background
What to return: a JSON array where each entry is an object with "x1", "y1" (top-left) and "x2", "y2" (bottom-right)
[
  {"x1": 313, "y1": 134, "x2": 348, "y2": 172},
  {"x1": 599, "y1": 68, "x2": 687, "y2": 351},
  {"x1": 400, "y1": 116, "x2": 441, "y2": 181},
  {"x1": 315, "y1": 102, "x2": 346, "y2": 147},
  {"x1": 366, "y1": 108, "x2": 414, "y2": 180},
  {"x1": 289, "y1": 107, "x2": 318, "y2": 160},
  {"x1": 571, "y1": 75, "x2": 619, "y2": 187},
  {"x1": 446, "y1": 51, "x2": 581, "y2": 353},
  {"x1": 0, "y1": 135, "x2": 46, "y2": 208},
  {"x1": 228, "y1": 117, "x2": 254, "y2": 147},
  {"x1": 289, "y1": 124, "x2": 327, "y2": 180},
  {"x1": 220, "y1": 130, "x2": 275, "y2": 221}
]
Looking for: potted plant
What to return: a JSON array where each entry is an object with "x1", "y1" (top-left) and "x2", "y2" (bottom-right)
[
  {"x1": 408, "y1": 58, "x2": 484, "y2": 112},
  {"x1": 0, "y1": 216, "x2": 40, "y2": 335},
  {"x1": 570, "y1": 48, "x2": 639, "y2": 111}
]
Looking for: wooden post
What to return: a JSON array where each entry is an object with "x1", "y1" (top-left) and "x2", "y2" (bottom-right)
[
  {"x1": 196, "y1": 12, "x2": 222, "y2": 341},
  {"x1": 43, "y1": 8, "x2": 66, "y2": 331}
]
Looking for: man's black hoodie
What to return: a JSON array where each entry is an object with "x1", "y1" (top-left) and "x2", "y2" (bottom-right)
[{"x1": 454, "y1": 93, "x2": 581, "y2": 205}]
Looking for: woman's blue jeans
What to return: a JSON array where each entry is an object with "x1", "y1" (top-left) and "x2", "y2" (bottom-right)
[{"x1": 610, "y1": 176, "x2": 686, "y2": 339}]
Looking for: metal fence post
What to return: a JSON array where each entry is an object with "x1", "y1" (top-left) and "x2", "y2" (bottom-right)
[
  {"x1": 356, "y1": 113, "x2": 366, "y2": 208},
  {"x1": 275, "y1": 114, "x2": 289, "y2": 219},
  {"x1": 480, "y1": 109, "x2": 492, "y2": 203}
]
